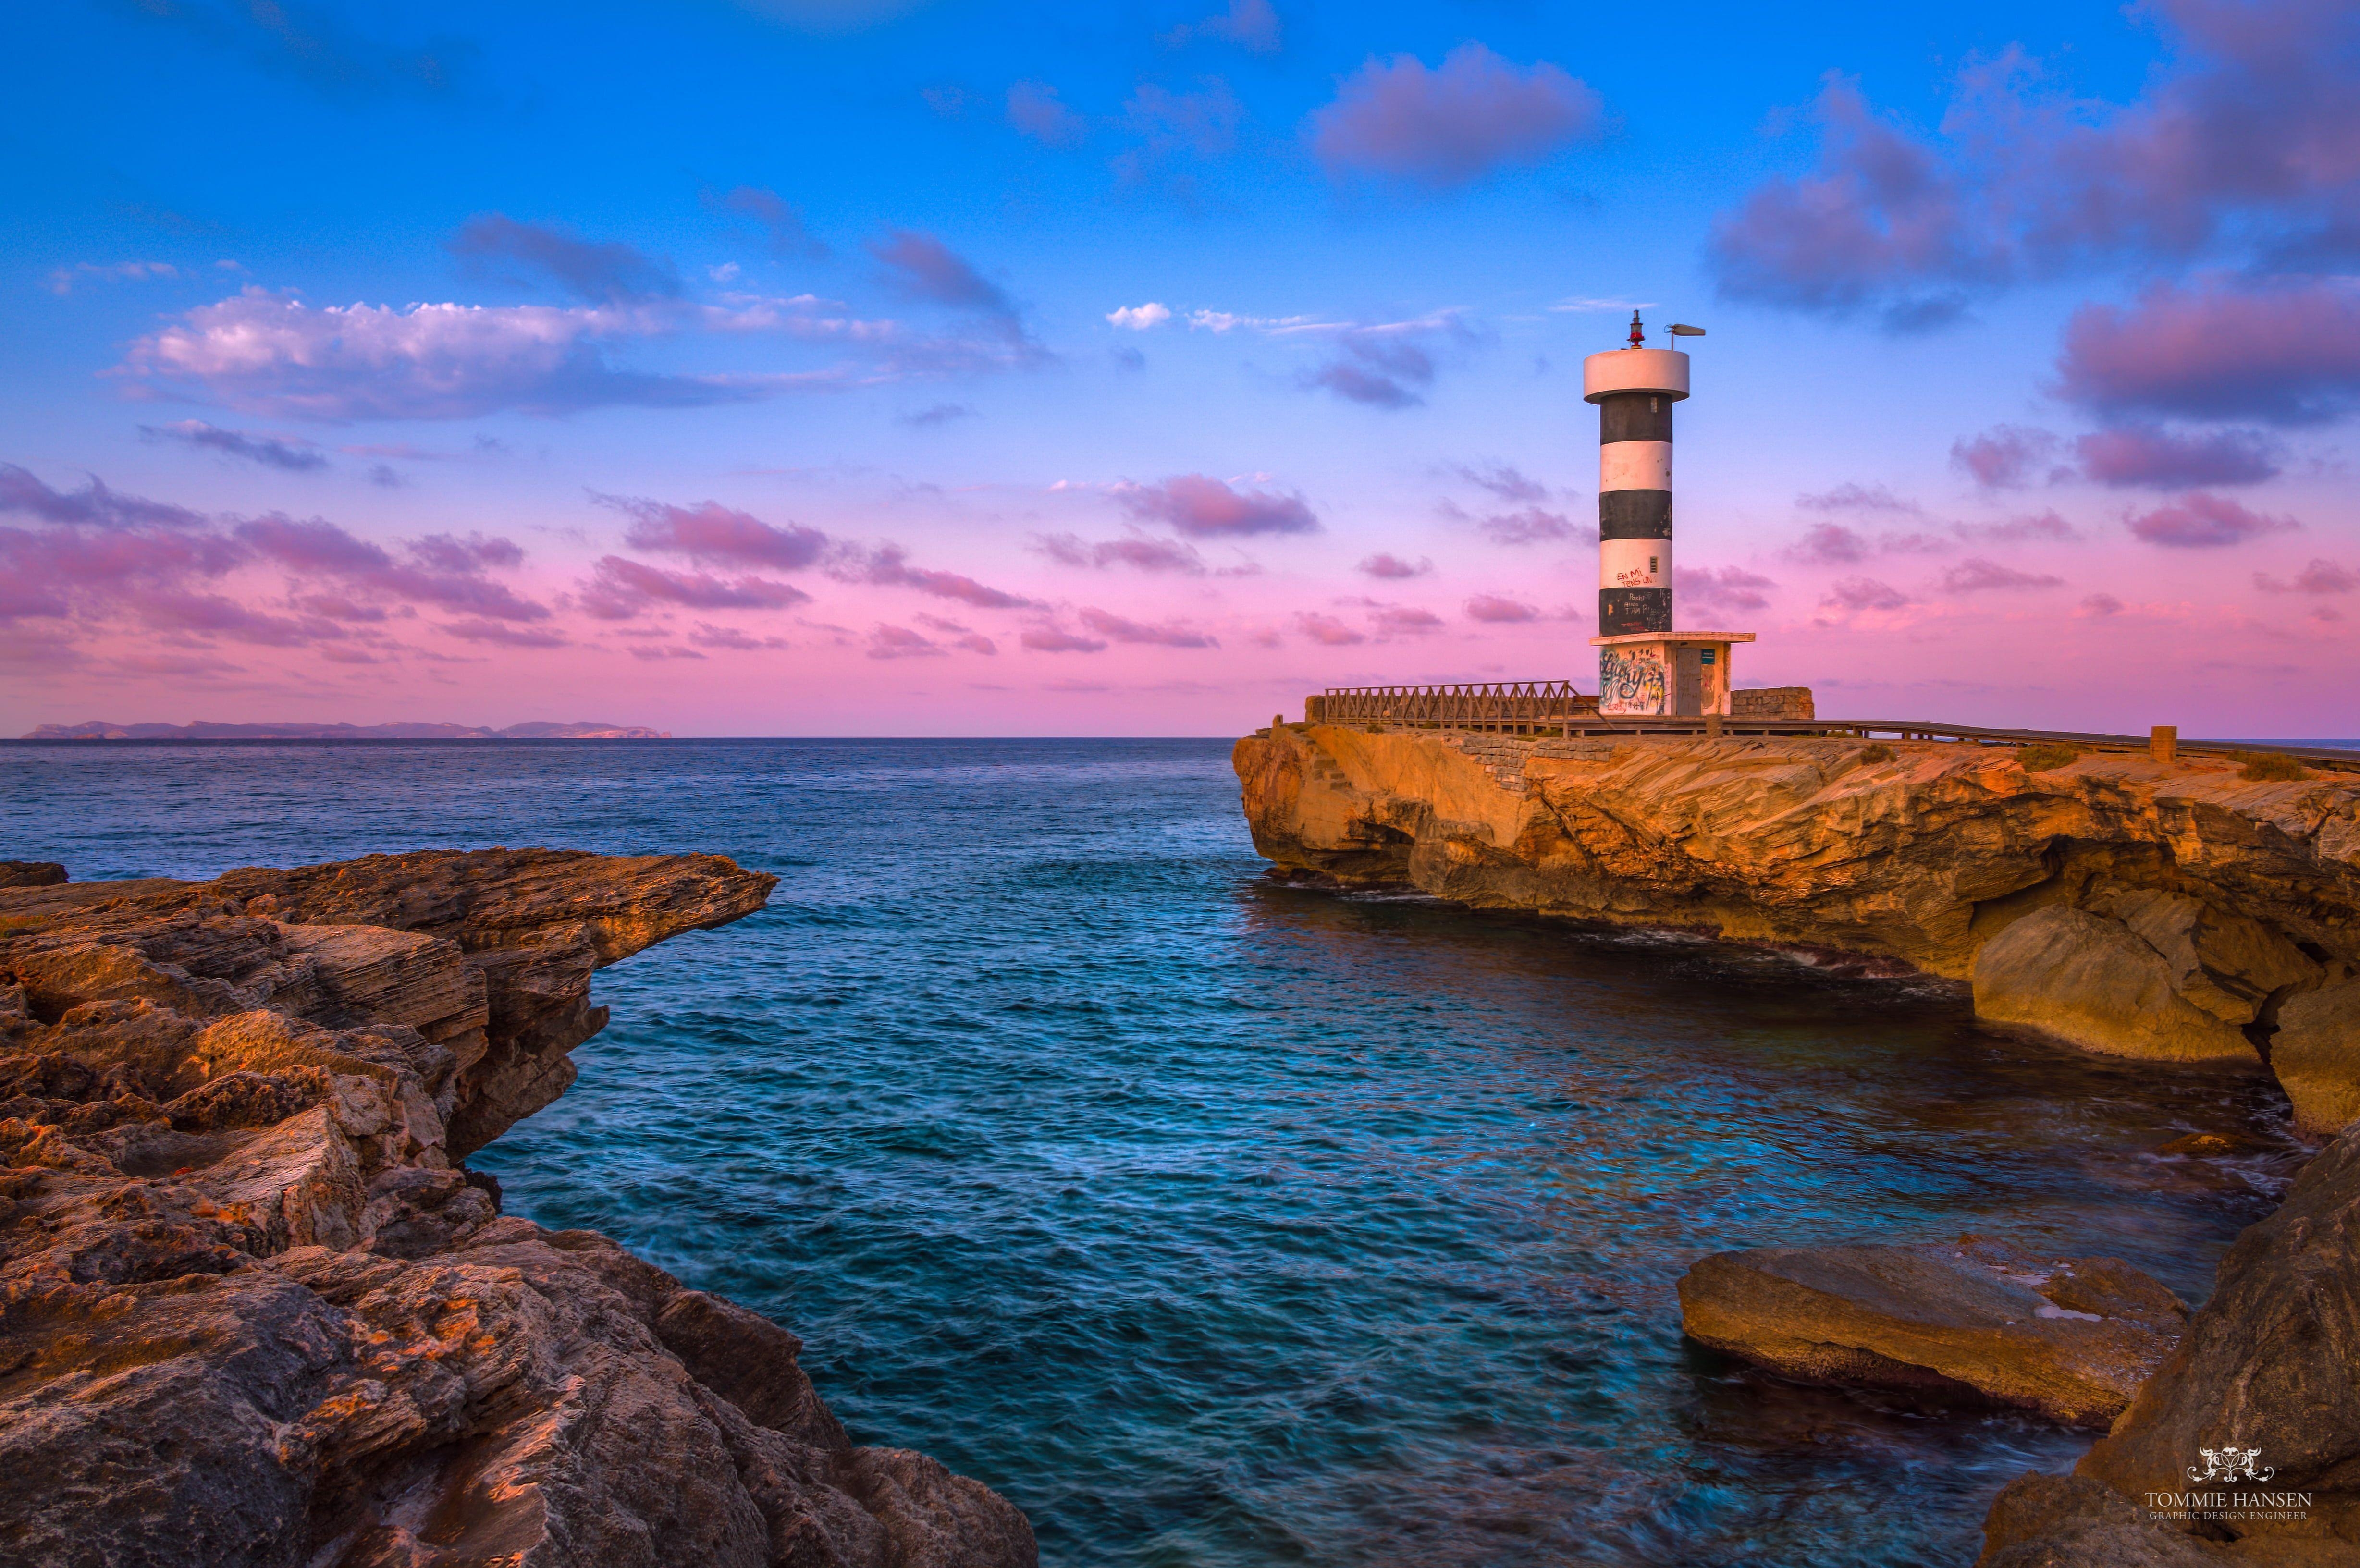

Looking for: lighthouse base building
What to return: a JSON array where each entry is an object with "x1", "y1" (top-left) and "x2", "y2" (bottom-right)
[
  {"x1": 1592, "y1": 629, "x2": 1754, "y2": 718},
  {"x1": 1582, "y1": 321, "x2": 1755, "y2": 717}
]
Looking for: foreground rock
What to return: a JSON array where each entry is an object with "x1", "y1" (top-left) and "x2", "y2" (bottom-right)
[
  {"x1": 1979, "y1": 1120, "x2": 2360, "y2": 1566},
  {"x1": 1678, "y1": 1239, "x2": 2188, "y2": 1428},
  {"x1": 0, "y1": 850, "x2": 1037, "y2": 1568},
  {"x1": 1235, "y1": 727, "x2": 2360, "y2": 1130}
]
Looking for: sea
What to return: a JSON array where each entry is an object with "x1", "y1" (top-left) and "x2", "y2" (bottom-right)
[{"x1": 1, "y1": 736, "x2": 2327, "y2": 1567}]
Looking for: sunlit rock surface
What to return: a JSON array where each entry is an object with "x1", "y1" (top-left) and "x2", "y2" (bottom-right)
[
  {"x1": 1235, "y1": 726, "x2": 2360, "y2": 1130},
  {"x1": 1678, "y1": 1238, "x2": 2188, "y2": 1428},
  {"x1": 0, "y1": 849, "x2": 1037, "y2": 1568}
]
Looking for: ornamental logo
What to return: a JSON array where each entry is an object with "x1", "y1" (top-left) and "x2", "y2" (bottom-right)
[
  {"x1": 2189, "y1": 1448, "x2": 2274, "y2": 1484},
  {"x1": 2144, "y1": 1444, "x2": 2308, "y2": 1528}
]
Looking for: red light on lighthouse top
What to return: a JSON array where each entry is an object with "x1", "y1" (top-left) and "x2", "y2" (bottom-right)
[{"x1": 1626, "y1": 310, "x2": 1645, "y2": 349}]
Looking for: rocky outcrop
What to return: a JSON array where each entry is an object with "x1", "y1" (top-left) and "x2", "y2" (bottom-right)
[
  {"x1": 1979, "y1": 1121, "x2": 2360, "y2": 1565},
  {"x1": 1677, "y1": 1239, "x2": 2188, "y2": 1428},
  {"x1": 0, "y1": 851, "x2": 1037, "y2": 1568},
  {"x1": 1235, "y1": 726, "x2": 2360, "y2": 1129},
  {"x1": 1972, "y1": 908, "x2": 2259, "y2": 1062}
]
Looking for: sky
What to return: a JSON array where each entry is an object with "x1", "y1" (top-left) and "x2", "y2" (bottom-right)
[{"x1": 4, "y1": 0, "x2": 2357, "y2": 737}]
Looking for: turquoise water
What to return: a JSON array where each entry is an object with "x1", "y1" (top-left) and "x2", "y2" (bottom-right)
[{"x1": 2, "y1": 739, "x2": 2306, "y2": 1566}]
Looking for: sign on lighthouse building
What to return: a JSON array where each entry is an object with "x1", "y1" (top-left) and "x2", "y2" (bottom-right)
[{"x1": 1585, "y1": 314, "x2": 1753, "y2": 717}]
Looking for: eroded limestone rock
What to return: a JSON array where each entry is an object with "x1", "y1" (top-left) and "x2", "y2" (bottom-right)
[
  {"x1": 0, "y1": 849, "x2": 1039, "y2": 1568},
  {"x1": 2272, "y1": 977, "x2": 2360, "y2": 1138},
  {"x1": 1237, "y1": 728, "x2": 2360, "y2": 1125},
  {"x1": 1676, "y1": 1238, "x2": 2188, "y2": 1428},
  {"x1": 1972, "y1": 907, "x2": 2260, "y2": 1063},
  {"x1": 1979, "y1": 1120, "x2": 2360, "y2": 1563}
]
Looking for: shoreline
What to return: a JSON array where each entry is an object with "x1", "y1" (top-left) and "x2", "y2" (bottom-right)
[
  {"x1": 1238, "y1": 722, "x2": 2360, "y2": 1564},
  {"x1": 0, "y1": 850, "x2": 1039, "y2": 1568}
]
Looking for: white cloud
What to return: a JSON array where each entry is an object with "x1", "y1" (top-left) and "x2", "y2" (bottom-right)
[{"x1": 1106, "y1": 302, "x2": 1172, "y2": 330}]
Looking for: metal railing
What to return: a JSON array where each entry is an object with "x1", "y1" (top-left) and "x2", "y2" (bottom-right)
[
  {"x1": 1316, "y1": 681, "x2": 1593, "y2": 732},
  {"x1": 1298, "y1": 700, "x2": 2360, "y2": 774}
]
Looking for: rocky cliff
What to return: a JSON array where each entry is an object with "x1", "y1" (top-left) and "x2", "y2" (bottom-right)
[
  {"x1": 1978, "y1": 1117, "x2": 2360, "y2": 1565},
  {"x1": 1234, "y1": 725, "x2": 2360, "y2": 1132},
  {"x1": 0, "y1": 850, "x2": 1036, "y2": 1568}
]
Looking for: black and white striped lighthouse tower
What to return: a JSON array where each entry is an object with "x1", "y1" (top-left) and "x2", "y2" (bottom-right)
[
  {"x1": 1583, "y1": 314, "x2": 1750, "y2": 717},
  {"x1": 1585, "y1": 311, "x2": 1686, "y2": 636}
]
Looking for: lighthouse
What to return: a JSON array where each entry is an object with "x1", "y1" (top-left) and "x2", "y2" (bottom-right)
[{"x1": 1585, "y1": 313, "x2": 1751, "y2": 717}]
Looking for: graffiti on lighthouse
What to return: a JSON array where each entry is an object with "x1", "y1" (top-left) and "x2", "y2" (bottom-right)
[{"x1": 1600, "y1": 646, "x2": 1667, "y2": 712}]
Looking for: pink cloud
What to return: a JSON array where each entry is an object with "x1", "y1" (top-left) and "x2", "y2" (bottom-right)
[
  {"x1": 235, "y1": 514, "x2": 387, "y2": 573},
  {"x1": 1785, "y1": 523, "x2": 1871, "y2": 565},
  {"x1": 142, "y1": 419, "x2": 329, "y2": 472},
  {"x1": 704, "y1": 186, "x2": 828, "y2": 259},
  {"x1": 628, "y1": 645, "x2": 706, "y2": 661},
  {"x1": 1820, "y1": 577, "x2": 1914, "y2": 612},
  {"x1": 237, "y1": 516, "x2": 549, "y2": 620},
  {"x1": 867, "y1": 624, "x2": 947, "y2": 660},
  {"x1": 410, "y1": 533, "x2": 525, "y2": 572},
  {"x1": 2126, "y1": 491, "x2": 2300, "y2": 547},
  {"x1": 1799, "y1": 482, "x2": 1922, "y2": 514},
  {"x1": 1163, "y1": 0, "x2": 1281, "y2": 52},
  {"x1": 2254, "y1": 558, "x2": 2358, "y2": 593},
  {"x1": 2056, "y1": 277, "x2": 2360, "y2": 425},
  {"x1": 0, "y1": 463, "x2": 560, "y2": 658},
  {"x1": 2078, "y1": 592, "x2": 2126, "y2": 616},
  {"x1": 1464, "y1": 594, "x2": 1539, "y2": 623},
  {"x1": 1123, "y1": 82, "x2": 1244, "y2": 160},
  {"x1": 295, "y1": 593, "x2": 385, "y2": 622},
  {"x1": 869, "y1": 231, "x2": 1015, "y2": 318},
  {"x1": 579, "y1": 556, "x2": 810, "y2": 619},
  {"x1": 1359, "y1": 552, "x2": 1431, "y2": 578},
  {"x1": 444, "y1": 619, "x2": 568, "y2": 648},
  {"x1": 839, "y1": 544, "x2": 1038, "y2": 609},
  {"x1": 1294, "y1": 612, "x2": 1365, "y2": 645},
  {"x1": 2074, "y1": 424, "x2": 2282, "y2": 487},
  {"x1": 1709, "y1": 2, "x2": 2360, "y2": 323},
  {"x1": 689, "y1": 622, "x2": 792, "y2": 651},
  {"x1": 1675, "y1": 566, "x2": 1777, "y2": 613},
  {"x1": 0, "y1": 462, "x2": 207, "y2": 529},
  {"x1": 1008, "y1": 81, "x2": 1087, "y2": 147},
  {"x1": 1033, "y1": 533, "x2": 1208, "y2": 575},
  {"x1": 1455, "y1": 463, "x2": 1549, "y2": 502},
  {"x1": 1950, "y1": 426, "x2": 2061, "y2": 490},
  {"x1": 1708, "y1": 79, "x2": 1986, "y2": 327},
  {"x1": 1076, "y1": 607, "x2": 1217, "y2": 648},
  {"x1": 448, "y1": 214, "x2": 679, "y2": 304},
  {"x1": 1473, "y1": 506, "x2": 1575, "y2": 546},
  {"x1": 122, "y1": 589, "x2": 333, "y2": 646},
  {"x1": 1940, "y1": 557, "x2": 2066, "y2": 593},
  {"x1": 599, "y1": 494, "x2": 830, "y2": 570},
  {"x1": 1115, "y1": 474, "x2": 1318, "y2": 537},
  {"x1": 1309, "y1": 44, "x2": 1603, "y2": 187},
  {"x1": 1369, "y1": 605, "x2": 1443, "y2": 635},
  {"x1": 1305, "y1": 338, "x2": 1434, "y2": 409},
  {"x1": 1020, "y1": 627, "x2": 1108, "y2": 653},
  {"x1": 1959, "y1": 511, "x2": 2079, "y2": 543}
]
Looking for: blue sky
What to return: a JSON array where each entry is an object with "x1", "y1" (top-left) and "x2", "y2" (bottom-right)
[{"x1": 4, "y1": 0, "x2": 2355, "y2": 735}]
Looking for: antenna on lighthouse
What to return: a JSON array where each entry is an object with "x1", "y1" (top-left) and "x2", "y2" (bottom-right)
[{"x1": 1669, "y1": 323, "x2": 1706, "y2": 338}]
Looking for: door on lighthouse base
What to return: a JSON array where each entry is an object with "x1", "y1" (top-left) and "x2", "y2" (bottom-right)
[{"x1": 1673, "y1": 647, "x2": 1704, "y2": 716}]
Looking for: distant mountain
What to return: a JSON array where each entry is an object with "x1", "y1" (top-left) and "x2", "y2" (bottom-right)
[{"x1": 20, "y1": 720, "x2": 671, "y2": 741}]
